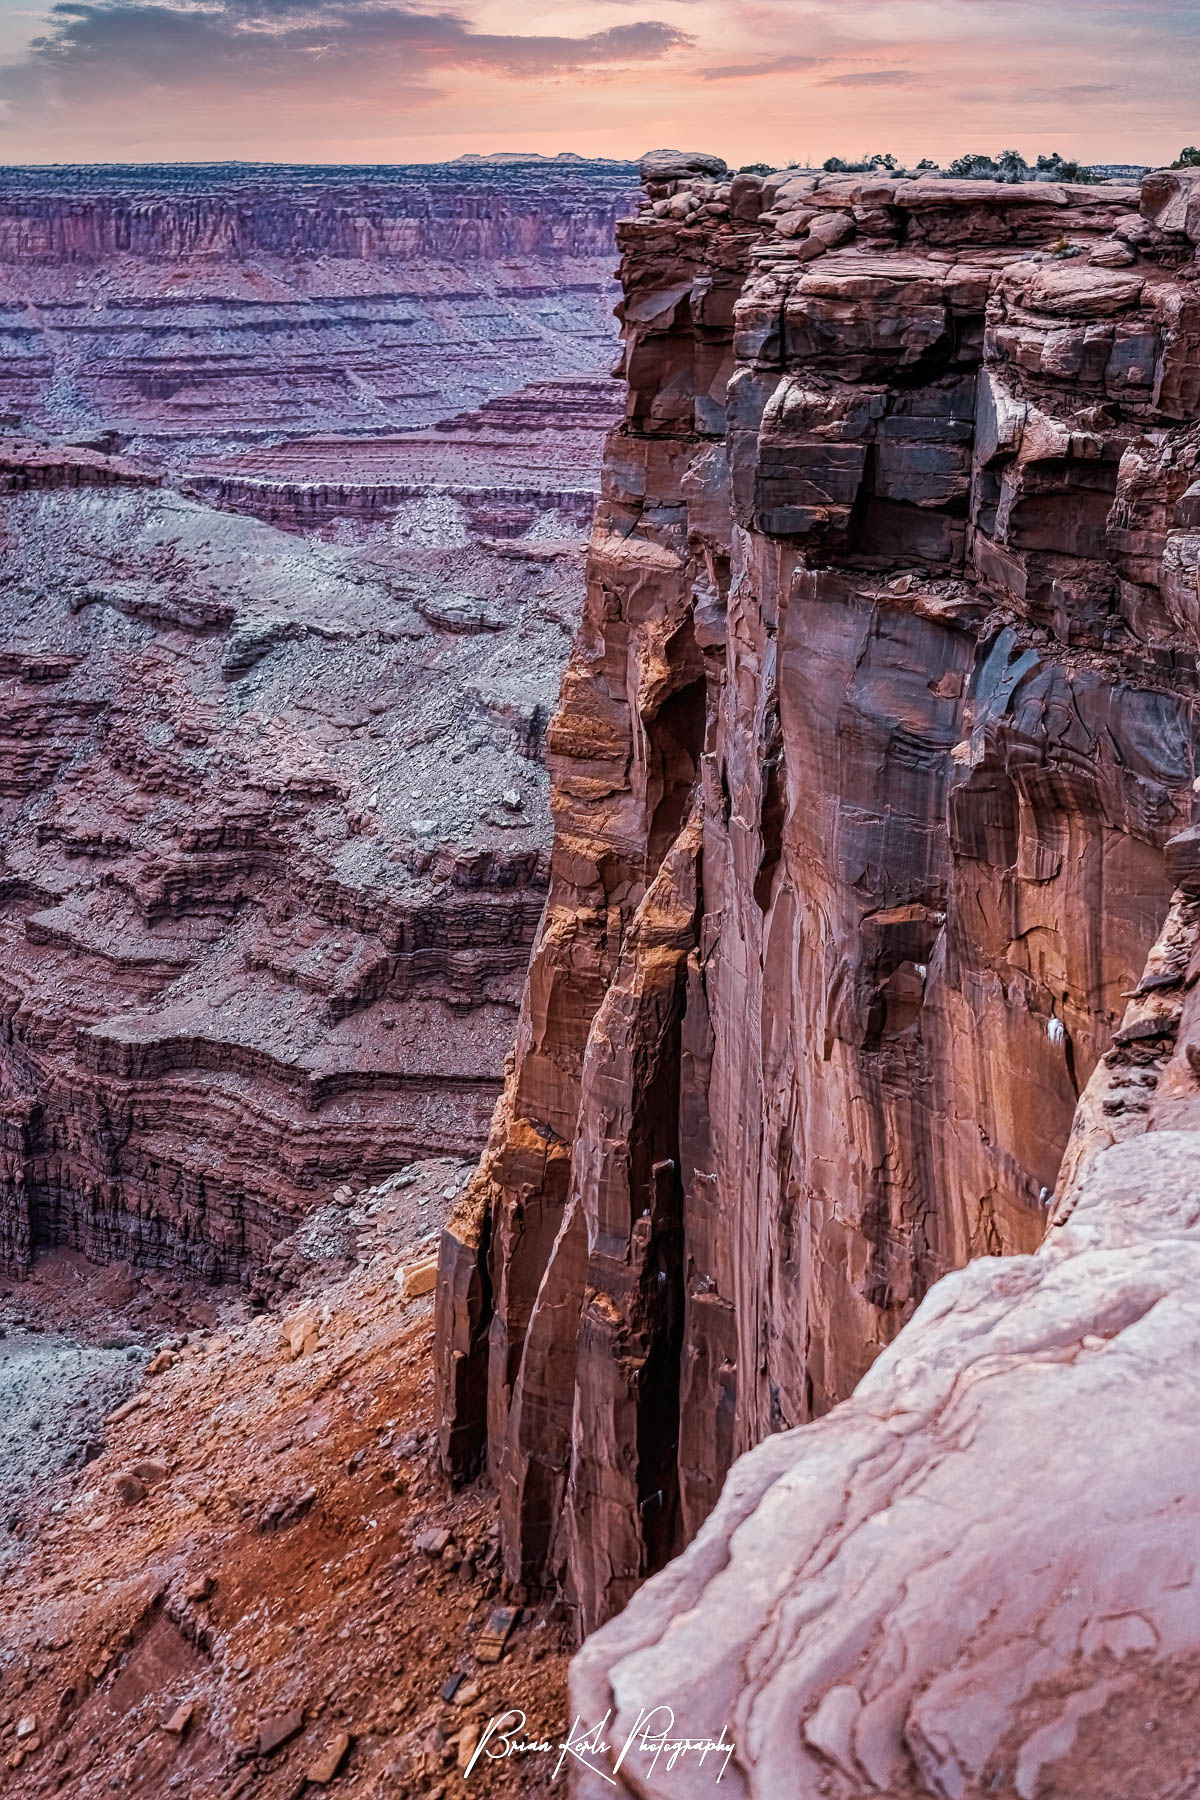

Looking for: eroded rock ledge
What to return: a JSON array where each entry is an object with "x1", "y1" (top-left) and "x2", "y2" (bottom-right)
[{"x1": 435, "y1": 150, "x2": 1200, "y2": 1688}]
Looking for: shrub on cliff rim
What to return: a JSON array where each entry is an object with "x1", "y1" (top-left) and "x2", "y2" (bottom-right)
[
  {"x1": 822, "y1": 152, "x2": 897, "y2": 174},
  {"x1": 947, "y1": 150, "x2": 1027, "y2": 183},
  {"x1": 738, "y1": 162, "x2": 773, "y2": 176},
  {"x1": 947, "y1": 152, "x2": 998, "y2": 179},
  {"x1": 1042, "y1": 153, "x2": 1108, "y2": 184},
  {"x1": 1173, "y1": 146, "x2": 1200, "y2": 167},
  {"x1": 996, "y1": 149, "x2": 1029, "y2": 183},
  {"x1": 942, "y1": 150, "x2": 1104, "y2": 185}
]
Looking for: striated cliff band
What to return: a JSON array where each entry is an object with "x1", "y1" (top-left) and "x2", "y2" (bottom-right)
[
  {"x1": 0, "y1": 161, "x2": 634, "y2": 538},
  {"x1": 0, "y1": 163, "x2": 636, "y2": 1284},
  {"x1": 436, "y1": 152, "x2": 1200, "y2": 1783},
  {"x1": 0, "y1": 161, "x2": 633, "y2": 448}
]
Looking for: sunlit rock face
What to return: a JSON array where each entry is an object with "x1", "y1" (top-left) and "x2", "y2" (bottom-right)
[{"x1": 436, "y1": 151, "x2": 1200, "y2": 1713}]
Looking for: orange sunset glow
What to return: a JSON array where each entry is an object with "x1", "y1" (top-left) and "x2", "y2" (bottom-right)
[{"x1": 0, "y1": 0, "x2": 1190, "y2": 165}]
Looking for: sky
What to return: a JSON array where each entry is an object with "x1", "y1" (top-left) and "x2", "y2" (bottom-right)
[{"x1": 0, "y1": 0, "x2": 1192, "y2": 167}]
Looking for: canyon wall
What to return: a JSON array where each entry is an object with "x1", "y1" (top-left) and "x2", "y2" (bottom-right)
[
  {"x1": 0, "y1": 162, "x2": 635, "y2": 460},
  {"x1": 435, "y1": 155, "x2": 1200, "y2": 1655},
  {"x1": 0, "y1": 163, "x2": 634, "y2": 1285},
  {"x1": 570, "y1": 893, "x2": 1200, "y2": 1797},
  {"x1": 0, "y1": 450, "x2": 579, "y2": 1282}
]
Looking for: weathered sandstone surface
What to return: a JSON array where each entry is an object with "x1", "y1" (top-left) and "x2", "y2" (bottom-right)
[{"x1": 436, "y1": 148, "x2": 1200, "y2": 1758}]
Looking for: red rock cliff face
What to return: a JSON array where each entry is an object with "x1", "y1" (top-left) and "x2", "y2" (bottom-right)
[{"x1": 436, "y1": 161, "x2": 1200, "y2": 1637}]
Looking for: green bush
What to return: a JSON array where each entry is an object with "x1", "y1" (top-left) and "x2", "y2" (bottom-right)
[
  {"x1": 1173, "y1": 146, "x2": 1200, "y2": 168},
  {"x1": 947, "y1": 153, "x2": 998, "y2": 179},
  {"x1": 822, "y1": 152, "x2": 897, "y2": 174}
]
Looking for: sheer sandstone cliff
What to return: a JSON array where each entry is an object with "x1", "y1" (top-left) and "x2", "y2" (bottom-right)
[{"x1": 435, "y1": 150, "x2": 1200, "y2": 1707}]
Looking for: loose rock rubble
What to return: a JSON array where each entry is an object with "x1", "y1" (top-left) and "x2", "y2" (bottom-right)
[{"x1": 0, "y1": 1160, "x2": 570, "y2": 1797}]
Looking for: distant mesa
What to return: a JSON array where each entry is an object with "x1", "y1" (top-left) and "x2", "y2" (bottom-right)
[{"x1": 450, "y1": 150, "x2": 631, "y2": 166}]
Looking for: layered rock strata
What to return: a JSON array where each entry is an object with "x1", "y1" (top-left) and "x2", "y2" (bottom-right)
[
  {"x1": 0, "y1": 162, "x2": 635, "y2": 1287},
  {"x1": 0, "y1": 162, "x2": 636, "y2": 459},
  {"x1": 0, "y1": 450, "x2": 576, "y2": 1281},
  {"x1": 183, "y1": 379, "x2": 621, "y2": 540},
  {"x1": 436, "y1": 158, "x2": 1200, "y2": 1652}
]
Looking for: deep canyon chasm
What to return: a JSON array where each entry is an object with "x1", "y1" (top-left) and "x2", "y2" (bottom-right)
[
  {"x1": 0, "y1": 160, "x2": 634, "y2": 1284},
  {"x1": 437, "y1": 155, "x2": 1200, "y2": 1794}
]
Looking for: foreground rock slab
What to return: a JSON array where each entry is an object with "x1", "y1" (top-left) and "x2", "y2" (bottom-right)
[{"x1": 570, "y1": 1119, "x2": 1200, "y2": 1797}]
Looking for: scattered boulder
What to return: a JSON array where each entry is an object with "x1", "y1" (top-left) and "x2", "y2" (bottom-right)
[
  {"x1": 415, "y1": 592, "x2": 504, "y2": 633},
  {"x1": 281, "y1": 1314, "x2": 320, "y2": 1360},
  {"x1": 104, "y1": 1394, "x2": 147, "y2": 1426},
  {"x1": 473, "y1": 1604, "x2": 520, "y2": 1664},
  {"x1": 258, "y1": 1487, "x2": 317, "y2": 1532},
  {"x1": 131, "y1": 1459, "x2": 168, "y2": 1485},
  {"x1": 456, "y1": 1723, "x2": 482, "y2": 1773},
  {"x1": 639, "y1": 150, "x2": 728, "y2": 185},
  {"x1": 396, "y1": 1256, "x2": 438, "y2": 1300},
  {"x1": 306, "y1": 1731, "x2": 353, "y2": 1784},
  {"x1": 255, "y1": 1708, "x2": 305, "y2": 1757}
]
